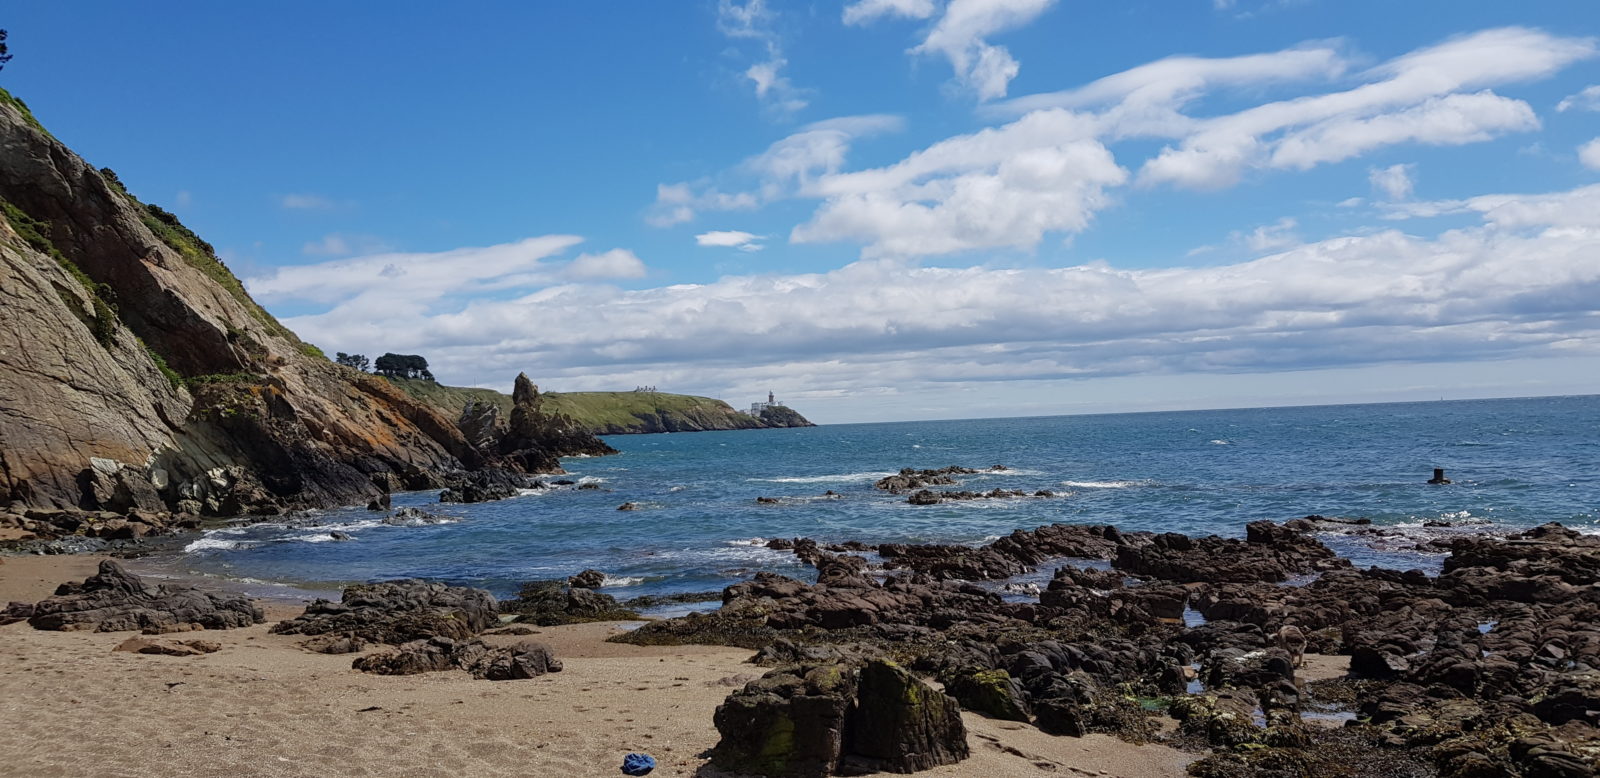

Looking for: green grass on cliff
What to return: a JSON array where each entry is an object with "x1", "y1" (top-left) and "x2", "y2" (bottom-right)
[
  {"x1": 0, "y1": 87, "x2": 51, "y2": 137},
  {"x1": 541, "y1": 391, "x2": 747, "y2": 430},
  {"x1": 384, "y1": 377, "x2": 755, "y2": 433}
]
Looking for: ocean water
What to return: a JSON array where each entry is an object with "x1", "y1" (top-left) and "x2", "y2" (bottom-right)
[{"x1": 153, "y1": 395, "x2": 1599, "y2": 603}]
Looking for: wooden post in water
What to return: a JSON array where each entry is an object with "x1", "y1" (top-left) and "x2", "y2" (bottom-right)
[{"x1": 1428, "y1": 468, "x2": 1452, "y2": 485}]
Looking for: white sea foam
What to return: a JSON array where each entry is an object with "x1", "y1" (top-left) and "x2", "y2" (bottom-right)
[
  {"x1": 1060, "y1": 480, "x2": 1142, "y2": 489},
  {"x1": 726, "y1": 537, "x2": 770, "y2": 546},
  {"x1": 1210, "y1": 439, "x2": 1230, "y2": 445},
  {"x1": 184, "y1": 536, "x2": 250, "y2": 552},
  {"x1": 668, "y1": 485, "x2": 688, "y2": 492},
  {"x1": 599, "y1": 576, "x2": 645, "y2": 588},
  {"x1": 750, "y1": 471, "x2": 894, "y2": 484},
  {"x1": 516, "y1": 488, "x2": 549, "y2": 497}
]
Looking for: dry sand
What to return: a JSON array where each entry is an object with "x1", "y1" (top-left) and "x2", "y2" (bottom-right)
[{"x1": 0, "y1": 554, "x2": 1197, "y2": 778}]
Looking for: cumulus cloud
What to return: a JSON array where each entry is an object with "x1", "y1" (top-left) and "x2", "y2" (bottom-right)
[
  {"x1": 1581, "y1": 138, "x2": 1600, "y2": 171},
  {"x1": 647, "y1": 114, "x2": 903, "y2": 226},
  {"x1": 793, "y1": 110, "x2": 1126, "y2": 257},
  {"x1": 1557, "y1": 85, "x2": 1600, "y2": 112},
  {"x1": 911, "y1": 0, "x2": 1058, "y2": 101},
  {"x1": 843, "y1": 0, "x2": 937, "y2": 25},
  {"x1": 771, "y1": 27, "x2": 1591, "y2": 257},
  {"x1": 1369, "y1": 164, "x2": 1416, "y2": 201},
  {"x1": 565, "y1": 249, "x2": 648, "y2": 280},
  {"x1": 696, "y1": 230, "x2": 765, "y2": 251},
  {"x1": 717, "y1": 0, "x2": 807, "y2": 114},
  {"x1": 267, "y1": 184, "x2": 1600, "y2": 413},
  {"x1": 1236, "y1": 218, "x2": 1300, "y2": 251}
]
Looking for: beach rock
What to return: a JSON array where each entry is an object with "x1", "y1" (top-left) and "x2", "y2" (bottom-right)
[
  {"x1": 113, "y1": 636, "x2": 221, "y2": 656},
  {"x1": 299, "y1": 634, "x2": 369, "y2": 654},
  {"x1": 617, "y1": 501, "x2": 639, "y2": 511},
  {"x1": 353, "y1": 636, "x2": 473, "y2": 675},
  {"x1": 271, "y1": 578, "x2": 497, "y2": 644},
  {"x1": 381, "y1": 507, "x2": 451, "y2": 527},
  {"x1": 329, "y1": 531, "x2": 353, "y2": 541},
  {"x1": 710, "y1": 660, "x2": 967, "y2": 777},
  {"x1": 366, "y1": 493, "x2": 391, "y2": 511},
  {"x1": 569, "y1": 569, "x2": 606, "y2": 589},
  {"x1": 874, "y1": 466, "x2": 977, "y2": 493},
  {"x1": 0, "y1": 601, "x2": 34, "y2": 625},
  {"x1": 500, "y1": 579, "x2": 640, "y2": 625},
  {"x1": 27, "y1": 560, "x2": 263, "y2": 633},
  {"x1": 470, "y1": 639, "x2": 563, "y2": 680},
  {"x1": 941, "y1": 668, "x2": 1031, "y2": 721}
]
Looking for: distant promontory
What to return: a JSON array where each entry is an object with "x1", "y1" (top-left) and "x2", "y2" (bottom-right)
[{"x1": 385, "y1": 378, "x2": 815, "y2": 435}]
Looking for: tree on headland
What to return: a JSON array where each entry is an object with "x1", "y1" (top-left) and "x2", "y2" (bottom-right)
[
  {"x1": 334, "y1": 352, "x2": 370, "y2": 372},
  {"x1": 373, "y1": 353, "x2": 434, "y2": 381},
  {"x1": 0, "y1": 31, "x2": 14, "y2": 73}
]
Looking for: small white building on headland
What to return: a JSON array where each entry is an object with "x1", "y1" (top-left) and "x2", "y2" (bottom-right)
[{"x1": 748, "y1": 391, "x2": 786, "y2": 415}]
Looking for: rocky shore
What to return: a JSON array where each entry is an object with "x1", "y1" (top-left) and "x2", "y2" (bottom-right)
[{"x1": 610, "y1": 518, "x2": 1600, "y2": 777}]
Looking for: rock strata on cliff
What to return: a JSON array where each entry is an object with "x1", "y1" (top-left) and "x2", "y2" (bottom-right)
[{"x1": 0, "y1": 91, "x2": 611, "y2": 518}]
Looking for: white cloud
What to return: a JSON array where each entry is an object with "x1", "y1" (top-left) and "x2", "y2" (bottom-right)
[
  {"x1": 247, "y1": 235, "x2": 583, "y2": 307},
  {"x1": 793, "y1": 109, "x2": 1126, "y2": 257},
  {"x1": 1558, "y1": 85, "x2": 1600, "y2": 112},
  {"x1": 273, "y1": 184, "x2": 1600, "y2": 410},
  {"x1": 1236, "y1": 217, "x2": 1300, "y2": 251},
  {"x1": 565, "y1": 249, "x2": 648, "y2": 280},
  {"x1": 696, "y1": 230, "x2": 765, "y2": 251},
  {"x1": 717, "y1": 0, "x2": 807, "y2": 114},
  {"x1": 1580, "y1": 138, "x2": 1600, "y2": 171},
  {"x1": 1140, "y1": 28, "x2": 1593, "y2": 188},
  {"x1": 911, "y1": 0, "x2": 1058, "y2": 101},
  {"x1": 1369, "y1": 163, "x2": 1415, "y2": 201},
  {"x1": 280, "y1": 193, "x2": 339, "y2": 210},
  {"x1": 647, "y1": 114, "x2": 903, "y2": 226},
  {"x1": 990, "y1": 46, "x2": 1347, "y2": 119},
  {"x1": 301, "y1": 233, "x2": 393, "y2": 257},
  {"x1": 655, "y1": 27, "x2": 1591, "y2": 258},
  {"x1": 843, "y1": 0, "x2": 937, "y2": 25}
]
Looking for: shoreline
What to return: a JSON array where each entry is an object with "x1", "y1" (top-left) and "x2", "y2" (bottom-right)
[{"x1": 0, "y1": 552, "x2": 1196, "y2": 778}]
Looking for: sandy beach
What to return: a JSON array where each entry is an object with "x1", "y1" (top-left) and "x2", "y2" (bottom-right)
[{"x1": 0, "y1": 554, "x2": 1196, "y2": 778}]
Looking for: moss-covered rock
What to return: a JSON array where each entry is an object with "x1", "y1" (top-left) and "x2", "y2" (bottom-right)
[{"x1": 942, "y1": 667, "x2": 1031, "y2": 721}]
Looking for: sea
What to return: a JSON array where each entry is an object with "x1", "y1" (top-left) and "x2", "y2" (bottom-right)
[{"x1": 143, "y1": 395, "x2": 1600, "y2": 609}]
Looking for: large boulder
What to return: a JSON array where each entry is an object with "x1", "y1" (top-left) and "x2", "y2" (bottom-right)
[
  {"x1": 26, "y1": 560, "x2": 262, "y2": 632},
  {"x1": 271, "y1": 578, "x2": 497, "y2": 644},
  {"x1": 710, "y1": 660, "x2": 967, "y2": 777},
  {"x1": 352, "y1": 636, "x2": 562, "y2": 679}
]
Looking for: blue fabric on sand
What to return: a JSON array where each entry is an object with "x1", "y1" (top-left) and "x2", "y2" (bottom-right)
[{"x1": 621, "y1": 752, "x2": 656, "y2": 775}]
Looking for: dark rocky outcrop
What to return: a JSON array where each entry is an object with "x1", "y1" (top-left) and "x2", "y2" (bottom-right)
[
  {"x1": 270, "y1": 579, "x2": 497, "y2": 644},
  {"x1": 26, "y1": 560, "x2": 262, "y2": 632},
  {"x1": 710, "y1": 660, "x2": 968, "y2": 777},
  {"x1": 617, "y1": 518, "x2": 1600, "y2": 777},
  {"x1": 113, "y1": 635, "x2": 221, "y2": 656},
  {"x1": 351, "y1": 635, "x2": 562, "y2": 679},
  {"x1": 500, "y1": 579, "x2": 641, "y2": 625}
]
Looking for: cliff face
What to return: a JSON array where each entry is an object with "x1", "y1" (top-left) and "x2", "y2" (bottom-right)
[
  {"x1": 0, "y1": 92, "x2": 602, "y2": 516},
  {"x1": 387, "y1": 379, "x2": 816, "y2": 435}
]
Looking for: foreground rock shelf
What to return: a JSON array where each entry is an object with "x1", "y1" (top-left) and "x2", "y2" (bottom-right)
[{"x1": 617, "y1": 519, "x2": 1600, "y2": 777}]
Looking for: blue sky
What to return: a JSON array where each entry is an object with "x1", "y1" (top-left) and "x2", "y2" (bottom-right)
[{"x1": 6, "y1": 1, "x2": 1600, "y2": 423}]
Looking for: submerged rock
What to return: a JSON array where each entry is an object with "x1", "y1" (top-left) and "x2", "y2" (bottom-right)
[{"x1": 27, "y1": 560, "x2": 263, "y2": 633}]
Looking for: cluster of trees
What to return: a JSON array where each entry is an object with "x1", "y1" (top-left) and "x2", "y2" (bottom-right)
[
  {"x1": 334, "y1": 352, "x2": 434, "y2": 381},
  {"x1": 1, "y1": 30, "x2": 13, "y2": 72}
]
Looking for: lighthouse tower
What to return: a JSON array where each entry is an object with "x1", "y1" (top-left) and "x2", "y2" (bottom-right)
[{"x1": 768, "y1": 390, "x2": 775, "y2": 404}]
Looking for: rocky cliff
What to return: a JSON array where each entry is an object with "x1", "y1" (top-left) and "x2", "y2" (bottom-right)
[
  {"x1": 387, "y1": 378, "x2": 816, "y2": 435},
  {"x1": 0, "y1": 90, "x2": 607, "y2": 517}
]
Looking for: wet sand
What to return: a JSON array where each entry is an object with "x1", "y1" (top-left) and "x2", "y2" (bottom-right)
[{"x1": 0, "y1": 554, "x2": 1197, "y2": 778}]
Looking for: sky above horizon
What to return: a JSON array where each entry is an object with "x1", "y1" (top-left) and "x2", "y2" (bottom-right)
[{"x1": 6, "y1": 1, "x2": 1600, "y2": 423}]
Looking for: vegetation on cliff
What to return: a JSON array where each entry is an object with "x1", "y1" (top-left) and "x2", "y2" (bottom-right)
[{"x1": 384, "y1": 378, "x2": 815, "y2": 435}]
